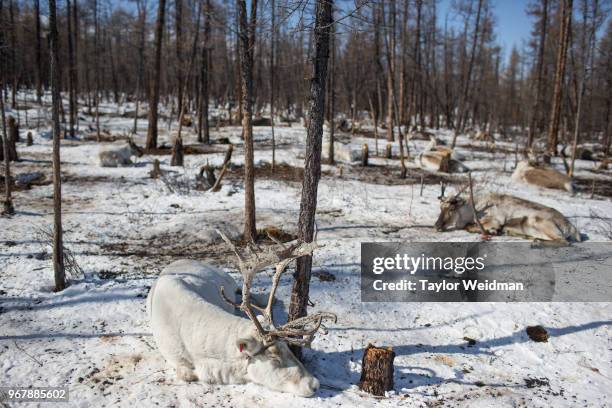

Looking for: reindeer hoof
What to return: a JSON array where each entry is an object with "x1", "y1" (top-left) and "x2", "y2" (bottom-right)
[{"x1": 177, "y1": 366, "x2": 198, "y2": 382}]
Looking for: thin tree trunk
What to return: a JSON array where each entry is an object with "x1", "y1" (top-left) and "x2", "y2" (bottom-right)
[
  {"x1": 67, "y1": 0, "x2": 76, "y2": 138},
  {"x1": 198, "y1": 0, "x2": 212, "y2": 143},
  {"x1": 133, "y1": 0, "x2": 146, "y2": 134},
  {"x1": 146, "y1": 0, "x2": 167, "y2": 150},
  {"x1": 398, "y1": 0, "x2": 408, "y2": 126},
  {"x1": 1, "y1": 81, "x2": 14, "y2": 214},
  {"x1": 327, "y1": 14, "x2": 335, "y2": 165},
  {"x1": 73, "y1": 0, "x2": 78, "y2": 128},
  {"x1": 237, "y1": 0, "x2": 257, "y2": 242},
  {"x1": 270, "y1": 0, "x2": 276, "y2": 171},
  {"x1": 9, "y1": 0, "x2": 16, "y2": 108},
  {"x1": 94, "y1": 0, "x2": 100, "y2": 142},
  {"x1": 570, "y1": 0, "x2": 598, "y2": 176},
  {"x1": 546, "y1": 0, "x2": 573, "y2": 159},
  {"x1": 35, "y1": 0, "x2": 43, "y2": 103},
  {"x1": 175, "y1": 0, "x2": 184, "y2": 119},
  {"x1": 453, "y1": 0, "x2": 483, "y2": 143},
  {"x1": 288, "y1": 0, "x2": 333, "y2": 359},
  {"x1": 527, "y1": 0, "x2": 549, "y2": 150},
  {"x1": 384, "y1": 1, "x2": 395, "y2": 142},
  {"x1": 49, "y1": 0, "x2": 66, "y2": 292}
]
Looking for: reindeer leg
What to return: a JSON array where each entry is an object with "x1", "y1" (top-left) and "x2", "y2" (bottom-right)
[
  {"x1": 175, "y1": 360, "x2": 198, "y2": 382},
  {"x1": 466, "y1": 217, "x2": 501, "y2": 235},
  {"x1": 501, "y1": 217, "x2": 531, "y2": 238}
]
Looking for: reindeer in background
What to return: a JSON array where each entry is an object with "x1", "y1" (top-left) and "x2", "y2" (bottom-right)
[
  {"x1": 435, "y1": 183, "x2": 581, "y2": 242},
  {"x1": 512, "y1": 160, "x2": 574, "y2": 193},
  {"x1": 98, "y1": 138, "x2": 144, "y2": 167}
]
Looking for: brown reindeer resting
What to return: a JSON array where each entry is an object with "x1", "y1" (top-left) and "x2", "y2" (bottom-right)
[{"x1": 512, "y1": 160, "x2": 573, "y2": 193}]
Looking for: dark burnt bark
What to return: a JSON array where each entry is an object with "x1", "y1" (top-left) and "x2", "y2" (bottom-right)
[
  {"x1": 146, "y1": 0, "x2": 167, "y2": 150},
  {"x1": 49, "y1": 0, "x2": 66, "y2": 291},
  {"x1": 288, "y1": 0, "x2": 333, "y2": 359}
]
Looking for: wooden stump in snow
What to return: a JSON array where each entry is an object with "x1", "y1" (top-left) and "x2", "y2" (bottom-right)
[
  {"x1": 385, "y1": 144, "x2": 392, "y2": 159},
  {"x1": 358, "y1": 344, "x2": 395, "y2": 396},
  {"x1": 26, "y1": 131, "x2": 33, "y2": 146},
  {"x1": 171, "y1": 137, "x2": 184, "y2": 166},
  {"x1": 149, "y1": 159, "x2": 162, "y2": 178},
  {"x1": 361, "y1": 144, "x2": 369, "y2": 167},
  {"x1": 7, "y1": 116, "x2": 18, "y2": 161}
]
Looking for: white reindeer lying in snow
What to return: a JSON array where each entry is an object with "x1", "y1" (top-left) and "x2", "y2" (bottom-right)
[
  {"x1": 434, "y1": 184, "x2": 580, "y2": 242},
  {"x1": 147, "y1": 232, "x2": 336, "y2": 397},
  {"x1": 98, "y1": 139, "x2": 144, "y2": 167}
]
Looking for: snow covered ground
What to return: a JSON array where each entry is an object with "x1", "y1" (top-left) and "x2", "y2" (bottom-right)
[{"x1": 1, "y1": 96, "x2": 611, "y2": 407}]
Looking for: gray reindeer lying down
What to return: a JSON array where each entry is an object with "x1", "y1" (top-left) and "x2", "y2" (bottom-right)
[{"x1": 435, "y1": 185, "x2": 580, "y2": 242}]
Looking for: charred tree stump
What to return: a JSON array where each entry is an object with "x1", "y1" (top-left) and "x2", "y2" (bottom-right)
[
  {"x1": 26, "y1": 131, "x2": 33, "y2": 146},
  {"x1": 149, "y1": 159, "x2": 162, "y2": 178},
  {"x1": 361, "y1": 143, "x2": 369, "y2": 167},
  {"x1": 385, "y1": 144, "x2": 392, "y2": 159},
  {"x1": 358, "y1": 344, "x2": 395, "y2": 396},
  {"x1": 170, "y1": 136, "x2": 184, "y2": 166},
  {"x1": 197, "y1": 164, "x2": 216, "y2": 190},
  {"x1": 7, "y1": 116, "x2": 18, "y2": 161}
]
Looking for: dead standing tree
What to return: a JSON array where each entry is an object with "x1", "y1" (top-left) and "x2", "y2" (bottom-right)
[
  {"x1": 527, "y1": 0, "x2": 549, "y2": 150},
  {"x1": 1, "y1": 82, "x2": 14, "y2": 215},
  {"x1": 237, "y1": 0, "x2": 258, "y2": 242},
  {"x1": 546, "y1": 0, "x2": 573, "y2": 160},
  {"x1": 49, "y1": 0, "x2": 66, "y2": 291},
  {"x1": 198, "y1": 0, "x2": 212, "y2": 144},
  {"x1": 288, "y1": 0, "x2": 333, "y2": 359},
  {"x1": 66, "y1": 0, "x2": 77, "y2": 139},
  {"x1": 146, "y1": 0, "x2": 167, "y2": 150}
]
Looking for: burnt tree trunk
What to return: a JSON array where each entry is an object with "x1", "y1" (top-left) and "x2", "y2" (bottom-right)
[
  {"x1": 547, "y1": 0, "x2": 573, "y2": 159},
  {"x1": 35, "y1": 0, "x2": 43, "y2": 103},
  {"x1": 146, "y1": 0, "x2": 167, "y2": 150},
  {"x1": 67, "y1": 0, "x2": 77, "y2": 138},
  {"x1": 288, "y1": 0, "x2": 332, "y2": 359},
  {"x1": 7, "y1": 115, "x2": 18, "y2": 161},
  {"x1": 170, "y1": 136, "x2": 184, "y2": 166},
  {"x1": 327, "y1": 9, "x2": 335, "y2": 165},
  {"x1": 384, "y1": 0, "x2": 395, "y2": 142},
  {"x1": 198, "y1": 0, "x2": 211, "y2": 144},
  {"x1": 175, "y1": 0, "x2": 184, "y2": 119},
  {"x1": 270, "y1": 0, "x2": 276, "y2": 171},
  {"x1": 9, "y1": 0, "x2": 16, "y2": 108},
  {"x1": 358, "y1": 344, "x2": 395, "y2": 396},
  {"x1": 237, "y1": 0, "x2": 257, "y2": 242},
  {"x1": 49, "y1": 0, "x2": 66, "y2": 292},
  {"x1": 93, "y1": 0, "x2": 100, "y2": 142},
  {"x1": 361, "y1": 144, "x2": 369, "y2": 167},
  {"x1": 527, "y1": 0, "x2": 549, "y2": 150},
  {"x1": 1, "y1": 81, "x2": 14, "y2": 214},
  {"x1": 133, "y1": 0, "x2": 146, "y2": 134}
]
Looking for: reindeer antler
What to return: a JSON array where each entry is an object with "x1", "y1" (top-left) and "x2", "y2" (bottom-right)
[{"x1": 216, "y1": 229, "x2": 337, "y2": 347}]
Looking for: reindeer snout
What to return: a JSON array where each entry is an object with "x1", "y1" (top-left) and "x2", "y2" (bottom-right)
[{"x1": 299, "y1": 376, "x2": 319, "y2": 397}]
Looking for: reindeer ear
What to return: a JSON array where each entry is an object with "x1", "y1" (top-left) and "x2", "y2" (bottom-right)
[{"x1": 236, "y1": 336, "x2": 263, "y2": 357}]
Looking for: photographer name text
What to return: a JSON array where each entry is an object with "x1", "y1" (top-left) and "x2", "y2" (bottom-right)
[{"x1": 372, "y1": 279, "x2": 524, "y2": 292}]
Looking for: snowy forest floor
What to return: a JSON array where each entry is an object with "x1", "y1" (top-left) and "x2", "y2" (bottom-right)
[{"x1": 1, "y1": 97, "x2": 612, "y2": 407}]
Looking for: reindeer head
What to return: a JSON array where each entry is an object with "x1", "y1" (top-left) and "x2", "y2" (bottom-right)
[
  {"x1": 236, "y1": 329, "x2": 320, "y2": 396},
  {"x1": 435, "y1": 183, "x2": 471, "y2": 231},
  {"x1": 216, "y1": 229, "x2": 336, "y2": 397}
]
